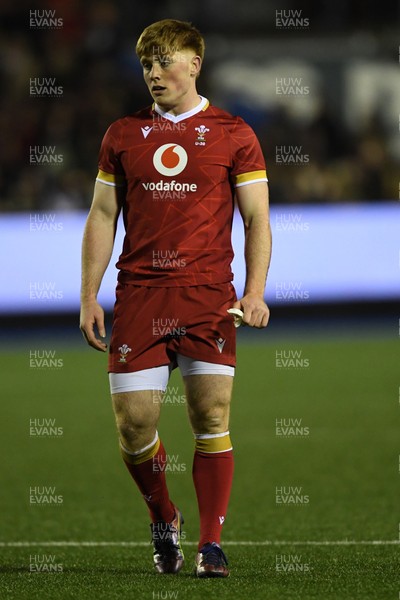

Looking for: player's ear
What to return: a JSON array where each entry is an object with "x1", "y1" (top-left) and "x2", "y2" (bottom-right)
[{"x1": 190, "y1": 55, "x2": 201, "y2": 78}]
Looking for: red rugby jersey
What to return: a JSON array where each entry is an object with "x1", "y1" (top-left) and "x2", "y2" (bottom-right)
[{"x1": 97, "y1": 96, "x2": 267, "y2": 286}]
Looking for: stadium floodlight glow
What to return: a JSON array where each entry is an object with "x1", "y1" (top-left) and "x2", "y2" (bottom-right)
[{"x1": 0, "y1": 203, "x2": 398, "y2": 314}]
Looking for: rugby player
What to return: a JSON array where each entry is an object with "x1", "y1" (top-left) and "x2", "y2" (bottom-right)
[{"x1": 80, "y1": 19, "x2": 271, "y2": 578}]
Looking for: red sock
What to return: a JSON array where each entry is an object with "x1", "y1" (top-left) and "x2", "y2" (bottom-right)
[
  {"x1": 192, "y1": 433, "x2": 234, "y2": 550},
  {"x1": 122, "y1": 438, "x2": 175, "y2": 523}
]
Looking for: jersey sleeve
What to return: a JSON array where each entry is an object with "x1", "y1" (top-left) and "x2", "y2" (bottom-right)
[
  {"x1": 230, "y1": 119, "x2": 268, "y2": 188},
  {"x1": 96, "y1": 122, "x2": 126, "y2": 187}
]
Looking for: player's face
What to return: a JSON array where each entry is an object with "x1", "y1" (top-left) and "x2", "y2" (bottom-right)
[{"x1": 141, "y1": 49, "x2": 200, "y2": 113}]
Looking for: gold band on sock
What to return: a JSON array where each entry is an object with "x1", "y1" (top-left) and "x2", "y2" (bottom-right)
[
  {"x1": 195, "y1": 432, "x2": 232, "y2": 453},
  {"x1": 120, "y1": 435, "x2": 160, "y2": 465}
]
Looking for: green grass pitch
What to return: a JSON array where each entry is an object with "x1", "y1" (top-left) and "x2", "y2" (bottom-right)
[{"x1": 0, "y1": 331, "x2": 398, "y2": 599}]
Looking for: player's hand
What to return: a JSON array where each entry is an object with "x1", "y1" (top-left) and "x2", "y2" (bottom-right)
[
  {"x1": 233, "y1": 294, "x2": 270, "y2": 328},
  {"x1": 79, "y1": 299, "x2": 108, "y2": 352}
]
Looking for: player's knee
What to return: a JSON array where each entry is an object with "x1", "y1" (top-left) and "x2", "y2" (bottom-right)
[
  {"x1": 113, "y1": 402, "x2": 158, "y2": 446},
  {"x1": 199, "y1": 414, "x2": 224, "y2": 432},
  {"x1": 116, "y1": 414, "x2": 155, "y2": 444},
  {"x1": 190, "y1": 402, "x2": 230, "y2": 433}
]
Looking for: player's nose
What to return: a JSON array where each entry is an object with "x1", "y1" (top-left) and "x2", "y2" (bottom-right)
[{"x1": 149, "y1": 63, "x2": 162, "y2": 80}]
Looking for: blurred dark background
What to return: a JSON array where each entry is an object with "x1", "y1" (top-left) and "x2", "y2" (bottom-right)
[{"x1": 1, "y1": 0, "x2": 399, "y2": 211}]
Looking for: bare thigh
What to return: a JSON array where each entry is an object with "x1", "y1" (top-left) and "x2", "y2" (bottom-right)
[{"x1": 183, "y1": 375, "x2": 233, "y2": 434}]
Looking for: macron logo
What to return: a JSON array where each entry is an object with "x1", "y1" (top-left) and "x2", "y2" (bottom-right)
[
  {"x1": 141, "y1": 126, "x2": 153, "y2": 139},
  {"x1": 215, "y1": 338, "x2": 226, "y2": 354},
  {"x1": 219, "y1": 516, "x2": 225, "y2": 525}
]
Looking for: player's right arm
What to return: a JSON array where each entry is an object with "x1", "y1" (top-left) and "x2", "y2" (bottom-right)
[{"x1": 80, "y1": 181, "x2": 122, "y2": 351}]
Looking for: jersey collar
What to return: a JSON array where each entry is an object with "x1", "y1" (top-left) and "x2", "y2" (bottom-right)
[{"x1": 153, "y1": 95, "x2": 209, "y2": 123}]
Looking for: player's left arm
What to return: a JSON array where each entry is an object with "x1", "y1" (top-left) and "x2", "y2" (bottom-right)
[{"x1": 234, "y1": 181, "x2": 271, "y2": 328}]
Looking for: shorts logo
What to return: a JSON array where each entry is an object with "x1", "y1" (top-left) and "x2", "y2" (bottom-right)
[
  {"x1": 215, "y1": 338, "x2": 226, "y2": 353},
  {"x1": 118, "y1": 344, "x2": 132, "y2": 363},
  {"x1": 153, "y1": 144, "x2": 188, "y2": 176}
]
